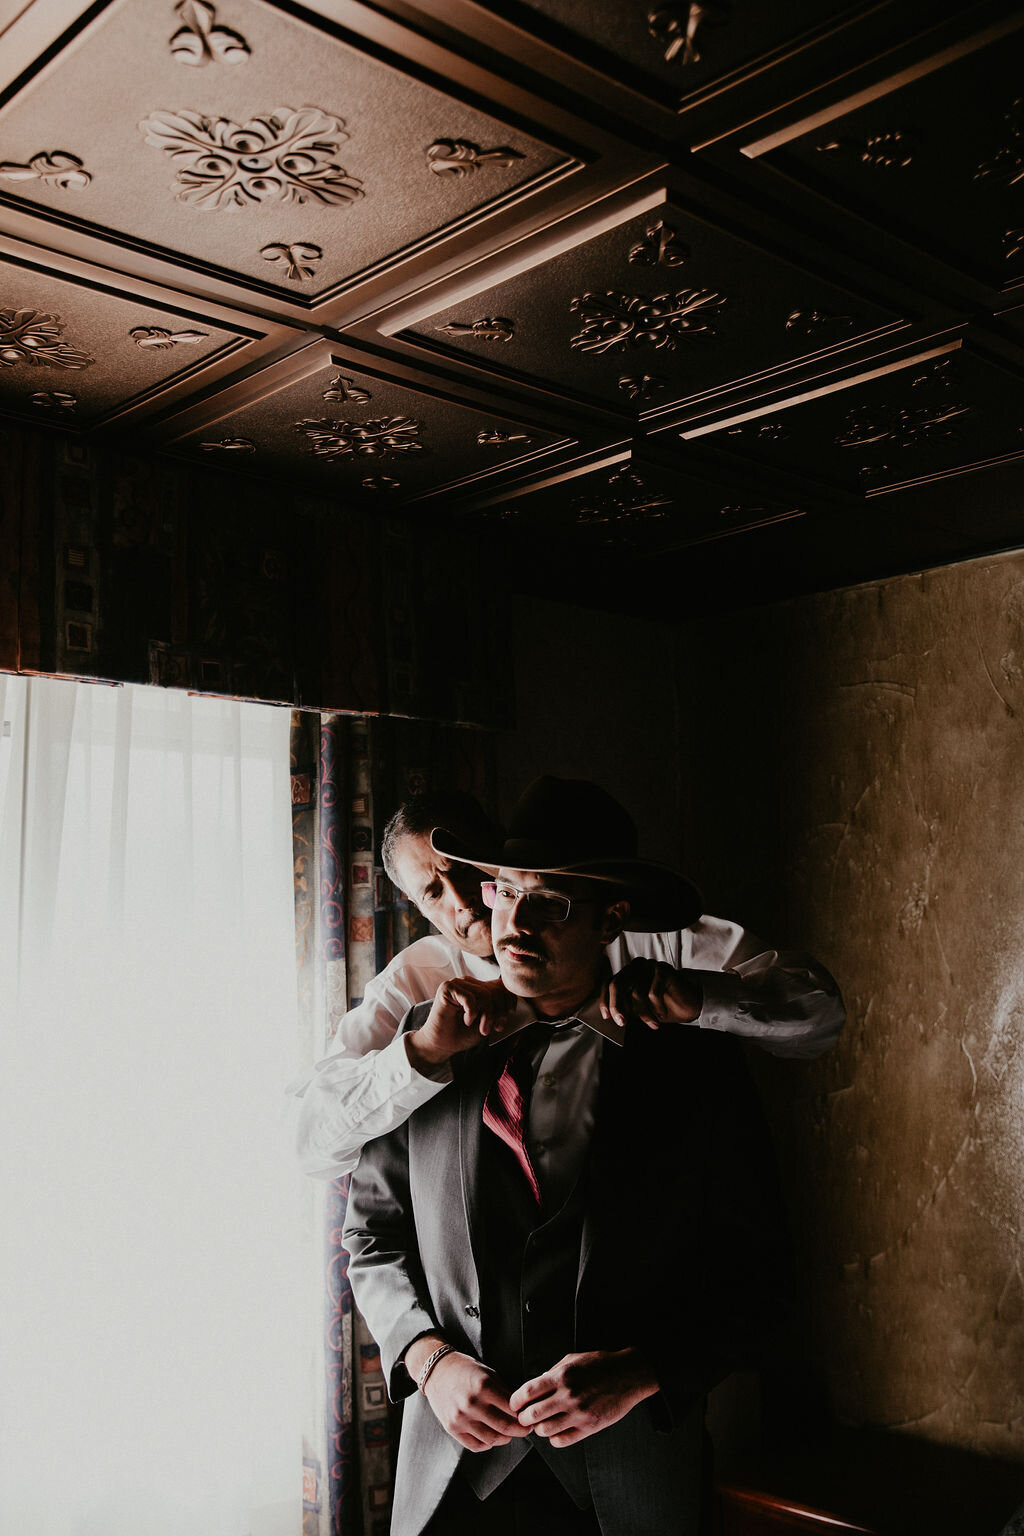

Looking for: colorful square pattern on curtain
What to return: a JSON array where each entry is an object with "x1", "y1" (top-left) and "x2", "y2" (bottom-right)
[{"x1": 291, "y1": 708, "x2": 497, "y2": 1536}]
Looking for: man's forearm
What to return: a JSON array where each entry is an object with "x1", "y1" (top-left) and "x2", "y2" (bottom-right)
[
  {"x1": 697, "y1": 949, "x2": 845, "y2": 1058},
  {"x1": 295, "y1": 1030, "x2": 448, "y2": 1177}
]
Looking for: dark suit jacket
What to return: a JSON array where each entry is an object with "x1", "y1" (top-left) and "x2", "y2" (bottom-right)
[{"x1": 343, "y1": 1004, "x2": 790, "y2": 1536}]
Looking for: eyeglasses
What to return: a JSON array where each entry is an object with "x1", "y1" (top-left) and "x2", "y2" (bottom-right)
[{"x1": 480, "y1": 880, "x2": 594, "y2": 924}]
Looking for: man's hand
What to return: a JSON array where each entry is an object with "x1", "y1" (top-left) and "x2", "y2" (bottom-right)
[
  {"x1": 600, "y1": 957, "x2": 702, "y2": 1030},
  {"x1": 418, "y1": 1348, "x2": 530, "y2": 1452},
  {"x1": 406, "y1": 977, "x2": 518, "y2": 1074},
  {"x1": 509, "y1": 1349, "x2": 659, "y2": 1448}
]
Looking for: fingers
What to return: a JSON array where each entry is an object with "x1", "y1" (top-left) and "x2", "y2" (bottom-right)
[
  {"x1": 602, "y1": 958, "x2": 662, "y2": 1029},
  {"x1": 446, "y1": 979, "x2": 515, "y2": 1039},
  {"x1": 509, "y1": 1373, "x2": 555, "y2": 1414}
]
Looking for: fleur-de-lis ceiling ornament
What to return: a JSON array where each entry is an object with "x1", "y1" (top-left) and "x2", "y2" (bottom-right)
[
  {"x1": 261, "y1": 242, "x2": 322, "y2": 281},
  {"x1": 426, "y1": 141, "x2": 525, "y2": 177},
  {"x1": 628, "y1": 221, "x2": 688, "y2": 267},
  {"x1": 201, "y1": 437, "x2": 256, "y2": 452},
  {"x1": 0, "y1": 309, "x2": 94, "y2": 369},
  {"x1": 130, "y1": 326, "x2": 209, "y2": 348},
  {"x1": 140, "y1": 108, "x2": 363, "y2": 210},
  {"x1": 726, "y1": 419, "x2": 789, "y2": 442},
  {"x1": 322, "y1": 375, "x2": 372, "y2": 404},
  {"x1": 436, "y1": 317, "x2": 515, "y2": 342},
  {"x1": 0, "y1": 151, "x2": 91, "y2": 191},
  {"x1": 170, "y1": 1, "x2": 251, "y2": 66},
  {"x1": 785, "y1": 310, "x2": 855, "y2": 337},
  {"x1": 29, "y1": 390, "x2": 78, "y2": 412},
  {"x1": 476, "y1": 429, "x2": 533, "y2": 446},
  {"x1": 817, "y1": 131, "x2": 912, "y2": 169},
  {"x1": 362, "y1": 476, "x2": 401, "y2": 491},
  {"x1": 618, "y1": 374, "x2": 666, "y2": 400},
  {"x1": 974, "y1": 98, "x2": 1024, "y2": 185},
  {"x1": 647, "y1": 2, "x2": 728, "y2": 65}
]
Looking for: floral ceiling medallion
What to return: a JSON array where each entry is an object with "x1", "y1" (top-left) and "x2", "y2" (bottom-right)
[
  {"x1": 296, "y1": 416, "x2": 425, "y2": 458},
  {"x1": 139, "y1": 107, "x2": 364, "y2": 210},
  {"x1": 170, "y1": 1, "x2": 250, "y2": 67},
  {"x1": 570, "y1": 288, "x2": 726, "y2": 354},
  {"x1": 0, "y1": 151, "x2": 91, "y2": 191},
  {"x1": 0, "y1": 309, "x2": 94, "y2": 369}
]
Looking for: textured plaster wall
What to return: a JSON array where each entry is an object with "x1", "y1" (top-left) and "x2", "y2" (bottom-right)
[
  {"x1": 505, "y1": 551, "x2": 1024, "y2": 1463},
  {"x1": 677, "y1": 551, "x2": 1024, "y2": 1461}
]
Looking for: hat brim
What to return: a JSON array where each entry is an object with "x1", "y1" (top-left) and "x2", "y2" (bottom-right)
[{"x1": 431, "y1": 827, "x2": 702, "y2": 933}]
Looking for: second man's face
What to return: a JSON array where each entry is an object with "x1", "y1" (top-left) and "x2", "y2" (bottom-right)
[{"x1": 392, "y1": 832, "x2": 495, "y2": 958}]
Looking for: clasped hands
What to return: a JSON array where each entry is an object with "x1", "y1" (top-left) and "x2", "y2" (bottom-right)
[
  {"x1": 406, "y1": 957, "x2": 702, "y2": 1072},
  {"x1": 419, "y1": 1347, "x2": 658, "y2": 1453}
]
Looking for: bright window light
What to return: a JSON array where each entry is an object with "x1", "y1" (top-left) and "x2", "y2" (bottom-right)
[{"x1": 0, "y1": 676, "x2": 306, "y2": 1536}]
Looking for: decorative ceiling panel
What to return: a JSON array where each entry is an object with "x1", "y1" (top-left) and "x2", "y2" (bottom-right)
[
  {"x1": 387, "y1": 188, "x2": 903, "y2": 415},
  {"x1": 0, "y1": 0, "x2": 582, "y2": 308},
  {"x1": 0, "y1": 246, "x2": 274, "y2": 425},
  {"x1": 461, "y1": 451, "x2": 803, "y2": 559},
  {"x1": 738, "y1": 15, "x2": 1024, "y2": 303},
  {"x1": 1, "y1": 0, "x2": 1024, "y2": 632},
  {"x1": 467, "y1": 0, "x2": 858, "y2": 112},
  {"x1": 160, "y1": 341, "x2": 574, "y2": 499},
  {"x1": 676, "y1": 338, "x2": 1024, "y2": 496}
]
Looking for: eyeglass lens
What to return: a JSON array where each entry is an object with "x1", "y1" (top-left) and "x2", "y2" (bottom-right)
[{"x1": 480, "y1": 881, "x2": 571, "y2": 922}]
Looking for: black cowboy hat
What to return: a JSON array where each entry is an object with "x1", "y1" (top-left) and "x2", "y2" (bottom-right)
[{"x1": 431, "y1": 775, "x2": 702, "y2": 933}]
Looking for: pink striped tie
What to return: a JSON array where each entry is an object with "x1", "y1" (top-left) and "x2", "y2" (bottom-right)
[{"x1": 482, "y1": 1028, "x2": 548, "y2": 1203}]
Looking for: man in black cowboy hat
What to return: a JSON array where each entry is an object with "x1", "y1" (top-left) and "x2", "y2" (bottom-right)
[
  {"x1": 295, "y1": 779, "x2": 844, "y2": 1178},
  {"x1": 343, "y1": 777, "x2": 790, "y2": 1536}
]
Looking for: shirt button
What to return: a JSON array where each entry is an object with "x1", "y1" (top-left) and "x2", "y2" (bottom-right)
[
  {"x1": 534, "y1": 1141, "x2": 547, "y2": 1155},
  {"x1": 465, "y1": 1305, "x2": 479, "y2": 1318},
  {"x1": 541, "y1": 1073, "x2": 557, "y2": 1089}
]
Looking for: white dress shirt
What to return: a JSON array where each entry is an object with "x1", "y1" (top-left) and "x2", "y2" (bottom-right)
[
  {"x1": 516, "y1": 997, "x2": 621, "y2": 1211},
  {"x1": 292, "y1": 916, "x2": 844, "y2": 1178}
]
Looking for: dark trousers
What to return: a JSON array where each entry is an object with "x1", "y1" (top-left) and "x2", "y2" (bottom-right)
[{"x1": 423, "y1": 1450, "x2": 601, "y2": 1536}]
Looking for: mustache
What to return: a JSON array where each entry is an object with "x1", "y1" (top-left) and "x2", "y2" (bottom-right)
[{"x1": 497, "y1": 937, "x2": 548, "y2": 962}]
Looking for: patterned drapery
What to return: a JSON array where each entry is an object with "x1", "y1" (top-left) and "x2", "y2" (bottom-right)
[{"x1": 291, "y1": 709, "x2": 497, "y2": 1536}]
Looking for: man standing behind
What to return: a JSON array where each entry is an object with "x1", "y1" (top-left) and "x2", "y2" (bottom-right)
[
  {"x1": 295, "y1": 785, "x2": 844, "y2": 1178},
  {"x1": 343, "y1": 779, "x2": 792, "y2": 1536}
]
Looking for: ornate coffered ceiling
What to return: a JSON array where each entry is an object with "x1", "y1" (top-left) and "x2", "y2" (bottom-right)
[{"x1": 3, "y1": 0, "x2": 1024, "y2": 616}]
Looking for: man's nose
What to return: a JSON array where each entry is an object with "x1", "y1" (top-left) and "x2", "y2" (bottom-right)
[{"x1": 506, "y1": 891, "x2": 542, "y2": 933}]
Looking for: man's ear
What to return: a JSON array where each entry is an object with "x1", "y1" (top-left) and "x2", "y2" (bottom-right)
[{"x1": 599, "y1": 899, "x2": 630, "y2": 946}]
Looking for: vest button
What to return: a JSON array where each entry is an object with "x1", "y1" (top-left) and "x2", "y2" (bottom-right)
[
  {"x1": 523, "y1": 1300, "x2": 532, "y2": 1314},
  {"x1": 465, "y1": 1305, "x2": 479, "y2": 1318}
]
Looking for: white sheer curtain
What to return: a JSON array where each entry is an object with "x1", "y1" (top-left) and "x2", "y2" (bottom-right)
[{"x1": 0, "y1": 676, "x2": 306, "y2": 1536}]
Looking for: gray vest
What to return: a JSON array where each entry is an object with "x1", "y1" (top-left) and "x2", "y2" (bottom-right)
[{"x1": 458, "y1": 1130, "x2": 593, "y2": 1507}]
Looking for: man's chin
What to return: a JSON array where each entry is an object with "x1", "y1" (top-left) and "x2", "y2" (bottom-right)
[
  {"x1": 457, "y1": 917, "x2": 495, "y2": 958},
  {"x1": 497, "y1": 953, "x2": 547, "y2": 994}
]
